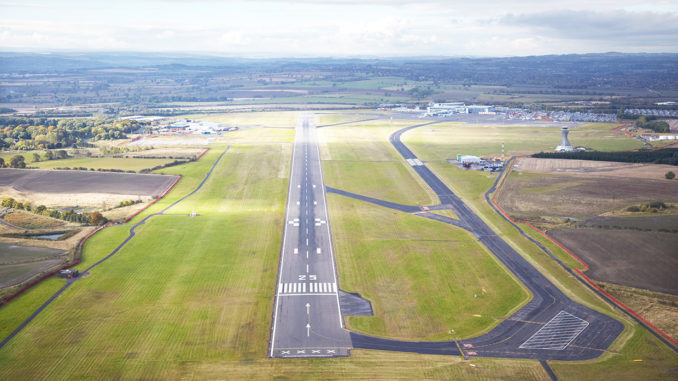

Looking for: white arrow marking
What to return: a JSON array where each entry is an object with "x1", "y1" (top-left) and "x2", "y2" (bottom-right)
[
  {"x1": 306, "y1": 323, "x2": 311, "y2": 337},
  {"x1": 306, "y1": 303, "x2": 311, "y2": 315}
]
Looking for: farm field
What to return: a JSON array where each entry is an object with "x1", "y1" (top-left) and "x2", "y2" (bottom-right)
[
  {"x1": 494, "y1": 171, "x2": 678, "y2": 222},
  {"x1": 112, "y1": 147, "x2": 206, "y2": 158},
  {"x1": 2, "y1": 210, "x2": 65, "y2": 229},
  {"x1": 33, "y1": 157, "x2": 174, "y2": 172},
  {"x1": 549, "y1": 228, "x2": 678, "y2": 294},
  {"x1": 0, "y1": 168, "x2": 180, "y2": 208},
  {"x1": 0, "y1": 259, "x2": 63, "y2": 288},
  {"x1": 0, "y1": 169, "x2": 178, "y2": 196}
]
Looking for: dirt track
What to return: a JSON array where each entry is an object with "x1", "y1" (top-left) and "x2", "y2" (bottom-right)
[{"x1": 0, "y1": 169, "x2": 179, "y2": 196}]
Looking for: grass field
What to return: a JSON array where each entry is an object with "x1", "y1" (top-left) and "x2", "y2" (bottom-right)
[
  {"x1": 0, "y1": 136, "x2": 551, "y2": 380},
  {"x1": 404, "y1": 122, "x2": 644, "y2": 159},
  {"x1": 400, "y1": 124, "x2": 678, "y2": 380},
  {"x1": 329, "y1": 194, "x2": 529, "y2": 340},
  {"x1": 597, "y1": 282, "x2": 678, "y2": 340},
  {"x1": 323, "y1": 161, "x2": 436, "y2": 206},
  {"x1": 33, "y1": 157, "x2": 175, "y2": 172},
  {"x1": 318, "y1": 118, "x2": 438, "y2": 205},
  {"x1": 0, "y1": 112, "x2": 675, "y2": 379},
  {"x1": 317, "y1": 116, "x2": 530, "y2": 340},
  {"x1": 0, "y1": 144, "x2": 290, "y2": 379},
  {"x1": 2, "y1": 211, "x2": 65, "y2": 229}
]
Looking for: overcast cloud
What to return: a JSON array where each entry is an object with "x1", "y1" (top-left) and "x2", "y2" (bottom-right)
[{"x1": 1, "y1": 0, "x2": 677, "y2": 56}]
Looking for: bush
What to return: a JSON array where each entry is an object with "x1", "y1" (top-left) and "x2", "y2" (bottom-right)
[
  {"x1": 647, "y1": 201, "x2": 667, "y2": 210},
  {"x1": 667, "y1": 171, "x2": 676, "y2": 180}
]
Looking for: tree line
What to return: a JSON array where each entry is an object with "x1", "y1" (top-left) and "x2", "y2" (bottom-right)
[
  {"x1": 0, "y1": 117, "x2": 146, "y2": 150},
  {"x1": 0, "y1": 150, "x2": 70, "y2": 168},
  {"x1": 533, "y1": 148, "x2": 678, "y2": 165},
  {"x1": 634, "y1": 115, "x2": 670, "y2": 133},
  {"x1": 1, "y1": 198, "x2": 106, "y2": 225}
]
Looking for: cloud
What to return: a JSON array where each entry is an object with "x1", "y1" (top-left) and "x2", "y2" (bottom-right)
[
  {"x1": 501, "y1": 10, "x2": 678, "y2": 46},
  {"x1": 2, "y1": 3, "x2": 678, "y2": 56},
  {"x1": 0, "y1": 2, "x2": 53, "y2": 8}
]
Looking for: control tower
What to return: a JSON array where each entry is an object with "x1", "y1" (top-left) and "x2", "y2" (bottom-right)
[{"x1": 555, "y1": 127, "x2": 574, "y2": 152}]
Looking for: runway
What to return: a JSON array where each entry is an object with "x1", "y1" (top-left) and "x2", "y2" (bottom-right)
[
  {"x1": 269, "y1": 113, "x2": 351, "y2": 358},
  {"x1": 270, "y1": 116, "x2": 624, "y2": 361}
]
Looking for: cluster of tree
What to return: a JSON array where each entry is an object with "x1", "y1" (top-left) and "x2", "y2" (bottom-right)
[
  {"x1": 0, "y1": 150, "x2": 72, "y2": 168},
  {"x1": 1, "y1": 197, "x2": 106, "y2": 225},
  {"x1": 0, "y1": 117, "x2": 145, "y2": 151},
  {"x1": 626, "y1": 201, "x2": 668, "y2": 213},
  {"x1": 118, "y1": 199, "x2": 142, "y2": 208},
  {"x1": 0, "y1": 155, "x2": 26, "y2": 168},
  {"x1": 634, "y1": 116, "x2": 670, "y2": 133},
  {"x1": 407, "y1": 86, "x2": 435, "y2": 99},
  {"x1": 53, "y1": 167, "x2": 136, "y2": 173},
  {"x1": 533, "y1": 148, "x2": 678, "y2": 166},
  {"x1": 139, "y1": 158, "x2": 194, "y2": 173}
]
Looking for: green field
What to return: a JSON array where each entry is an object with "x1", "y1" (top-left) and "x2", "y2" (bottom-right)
[
  {"x1": 32, "y1": 157, "x2": 175, "y2": 171},
  {"x1": 329, "y1": 194, "x2": 529, "y2": 340},
  {"x1": 318, "y1": 117, "x2": 530, "y2": 340},
  {"x1": 404, "y1": 122, "x2": 644, "y2": 159},
  {"x1": 0, "y1": 112, "x2": 675, "y2": 379},
  {"x1": 0, "y1": 135, "x2": 550, "y2": 380},
  {"x1": 0, "y1": 144, "x2": 290, "y2": 378},
  {"x1": 318, "y1": 118, "x2": 439, "y2": 205}
]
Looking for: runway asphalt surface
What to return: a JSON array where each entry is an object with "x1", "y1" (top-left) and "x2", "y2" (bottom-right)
[{"x1": 269, "y1": 114, "x2": 351, "y2": 358}]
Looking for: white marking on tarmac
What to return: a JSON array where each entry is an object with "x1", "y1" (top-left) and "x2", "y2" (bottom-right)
[
  {"x1": 278, "y1": 282, "x2": 338, "y2": 295},
  {"x1": 519, "y1": 311, "x2": 589, "y2": 350}
]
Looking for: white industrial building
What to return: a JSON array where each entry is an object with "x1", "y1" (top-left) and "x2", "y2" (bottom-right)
[{"x1": 425, "y1": 102, "x2": 492, "y2": 116}]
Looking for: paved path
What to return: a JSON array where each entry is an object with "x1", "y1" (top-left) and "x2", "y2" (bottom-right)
[{"x1": 269, "y1": 114, "x2": 351, "y2": 358}]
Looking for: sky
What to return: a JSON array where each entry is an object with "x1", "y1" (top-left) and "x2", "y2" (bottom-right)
[{"x1": 1, "y1": 0, "x2": 677, "y2": 57}]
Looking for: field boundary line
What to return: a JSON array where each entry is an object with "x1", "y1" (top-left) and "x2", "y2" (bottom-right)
[
  {"x1": 609, "y1": 122, "x2": 634, "y2": 138},
  {"x1": 125, "y1": 175, "x2": 183, "y2": 223},
  {"x1": 489, "y1": 159, "x2": 678, "y2": 349}
]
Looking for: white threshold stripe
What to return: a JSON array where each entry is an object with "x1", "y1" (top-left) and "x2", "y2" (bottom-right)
[{"x1": 278, "y1": 282, "x2": 338, "y2": 295}]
